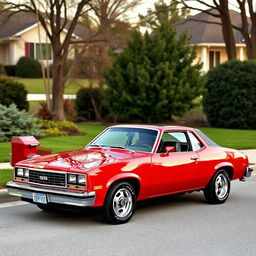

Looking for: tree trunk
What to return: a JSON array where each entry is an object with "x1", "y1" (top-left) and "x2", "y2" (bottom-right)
[
  {"x1": 219, "y1": 0, "x2": 237, "y2": 60},
  {"x1": 51, "y1": 55, "x2": 65, "y2": 121}
]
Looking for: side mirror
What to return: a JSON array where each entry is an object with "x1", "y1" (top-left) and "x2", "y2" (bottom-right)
[{"x1": 165, "y1": 146, "x2": 175, "y2": 154}]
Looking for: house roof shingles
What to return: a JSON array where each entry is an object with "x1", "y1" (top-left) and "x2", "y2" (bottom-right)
[
  {"x1": 0, "y1": 11, "x2": 88, "y2": 39},
  {"x1": 174, "y1": 9, "x2": 245, "y2": 44}
]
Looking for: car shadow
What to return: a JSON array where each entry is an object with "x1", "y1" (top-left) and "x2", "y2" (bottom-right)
[
  {"x1": 18, "y1": 191, "x2": 206, "y2": 225},
  {"x1": 136, "y1": 191, "x2": 206, "y2": 211}
]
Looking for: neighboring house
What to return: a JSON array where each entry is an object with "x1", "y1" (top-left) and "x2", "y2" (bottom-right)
[
  {"x1": 174, "y1": 9, "x2": 247, "y2": 72},
  {"x1": 0, "y1": 11, "x2": 88, "y2": 65}
]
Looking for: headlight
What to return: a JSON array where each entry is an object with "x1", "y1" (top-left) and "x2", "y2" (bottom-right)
[
  {"x1": 24, "y1": 169, "x2": 29, "y2": 178},
  {"x1": 16, "y1": 168, "x2": 24, "y2": 177},
  {"x1": 78, "y1": 175, "x2": 86, "y2": 185},
  {"x1": 68, "y1": 174, "x2": 77, "y2": 184}
]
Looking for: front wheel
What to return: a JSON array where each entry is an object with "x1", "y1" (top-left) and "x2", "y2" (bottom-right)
[
  {"x1": 103, "y1": 182, "x2": 136, "y2": 224},
  {"x1": 204, "y1": 170, "x2": 230, "y2": 204}
]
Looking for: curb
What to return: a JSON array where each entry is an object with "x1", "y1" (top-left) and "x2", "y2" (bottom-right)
[{"x1": 0, "y1": 188, "x2": 19, "y2": 203}]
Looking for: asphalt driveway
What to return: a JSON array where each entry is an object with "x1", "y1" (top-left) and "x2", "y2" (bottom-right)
[{"x1": 0, "y1": 176, "x2": 255, "y2": 256}]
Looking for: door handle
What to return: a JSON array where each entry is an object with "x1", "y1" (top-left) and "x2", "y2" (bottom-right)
[{"x1": 191, "y1": 156, "x2": 199, "y2": 161}]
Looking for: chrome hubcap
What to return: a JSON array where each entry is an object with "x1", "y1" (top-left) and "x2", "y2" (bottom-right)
[
  {"x1": 113, "y1": 188, "x2": 133, "y2": 218},
  {"x1": 215, "y1": 173, "x2": 229, "y2": 199}
]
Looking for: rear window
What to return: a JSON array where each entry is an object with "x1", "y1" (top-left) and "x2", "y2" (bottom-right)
[{"x1": 195, "y1": 129, "x2": 219, "y2": 147}]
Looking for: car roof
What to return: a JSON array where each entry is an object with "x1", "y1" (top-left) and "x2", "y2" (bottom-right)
[{"x1": 109, "y1": 124, "x2": 195, "y2": 132}]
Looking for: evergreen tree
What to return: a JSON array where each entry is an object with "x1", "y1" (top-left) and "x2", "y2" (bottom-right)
[
  {"x1": 104, "y1": 24, "x2": 205, "y2": 123},
  {"x1": 139, "y1": 0, "x2": 190, "y2": 30}
]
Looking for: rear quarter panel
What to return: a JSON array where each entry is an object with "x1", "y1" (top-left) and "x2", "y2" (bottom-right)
[{"x1": 197, "y1": 146, "x2": 248, "y2": 187}]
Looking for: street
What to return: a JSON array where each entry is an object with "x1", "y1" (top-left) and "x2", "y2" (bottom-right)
[{"x1": 0, "y1": 177, "x2": 255, "y2": 256}]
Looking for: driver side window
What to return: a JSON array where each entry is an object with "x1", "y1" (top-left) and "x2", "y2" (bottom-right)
[{"x1": 157, "y1": 132, "x2": 190, "y2": 153}]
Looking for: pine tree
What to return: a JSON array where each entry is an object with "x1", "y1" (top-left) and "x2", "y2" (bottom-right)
[{"x1": 104, "y1": 24, "x2": 205, "y2": 123}]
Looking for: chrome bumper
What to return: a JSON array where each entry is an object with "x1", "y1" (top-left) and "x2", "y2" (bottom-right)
[
  {"x1": 240, "y1": 166, "x2": 254, "y2": 181},
  {"x1": 6, "y1": 181, "x2": 96, "y2": 207},
  {"x1": 246, "y1": 166, "x2": 254, "y2": 177}
]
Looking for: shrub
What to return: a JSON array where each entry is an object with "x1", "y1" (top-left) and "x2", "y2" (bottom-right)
[
  {"x1": 16, "y1": 56, "x2": 42, "y2": 78},
  {"x1": 76, "y1": 88, "x2": 109, "y2": 121},
  {"x1": 43, "y1": 128, "x2": 67, "y2": 137},
  {"x1": 4, "y1": 65, "x2": 16, "y2": 76},
  {"x1": 0, "y1": 63, "x2": 5, "y2": 75},
  {"x1": 38, "y1": 99, "x2": 77, "y2": 121},
  {"x1": 37, "y1": 102, "x2": 53, "y2": 120},
  {"x1": 64, "y1": 99, "x2": 77, "y2": 121},
  {"x1": 0, "y1": 104, "x2": 43, "y2": 142},
  {"x1": 0, "y1": 78, "x2": 28, "y2": 111},
  {"x1": 203, "y1": 60, "x2": 256, "y2": 129},
  {"x1": 37, "y1": 119, "x2": 82, "y2": 136}
]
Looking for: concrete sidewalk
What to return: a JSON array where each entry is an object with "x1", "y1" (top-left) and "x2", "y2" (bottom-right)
[
  {"x1": 241, "y1": 149, "x2": 256, "y2": 165},
  {"x1": 0, "y1": 162, "x2": 12, "y2": 169},
  {"x1": 27, "y1": 94, "x2": 76, "y2": 101}
]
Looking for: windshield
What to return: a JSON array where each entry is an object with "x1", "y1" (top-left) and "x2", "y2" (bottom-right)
[{"x1": 89, "y1": 127, "x2": 158, "y2": 153}]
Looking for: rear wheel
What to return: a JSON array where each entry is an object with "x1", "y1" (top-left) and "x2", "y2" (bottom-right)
[
  {"x1": 204, "y1": 170, "x2": 230, "y2": 204},
  {"x1": 103, "y1": 182, "x2": 136, "y2": 224}
]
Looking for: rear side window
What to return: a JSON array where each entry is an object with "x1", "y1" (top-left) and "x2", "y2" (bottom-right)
[
  {"x1": 188, "y1": 132, "x2": 204, "y2": 151},
  {"x1": 195, "y1": 129, "x2": 219, "y2": 147}
]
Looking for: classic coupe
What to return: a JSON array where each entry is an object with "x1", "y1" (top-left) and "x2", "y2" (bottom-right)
[{"x1": 7, "y1": 125, "x2": 253, "y2": 224}]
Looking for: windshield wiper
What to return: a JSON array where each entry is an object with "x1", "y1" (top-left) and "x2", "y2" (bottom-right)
[
  {"x1": 89, "y1": 144, "x2": 101, "y2": 147},
  {"x1": 109, "y1": 145, "x2": 126, "y2": 149}
]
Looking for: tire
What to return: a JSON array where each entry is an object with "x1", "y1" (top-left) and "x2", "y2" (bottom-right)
[
  {"x1": 204, "y1": 169, "x2": 230, "y2": 204},
  {"x1": 103, "y1": 182, "x2": 136, "y2": 224}
]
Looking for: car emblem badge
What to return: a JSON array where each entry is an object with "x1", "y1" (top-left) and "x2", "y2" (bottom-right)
[{"x1": 39, "y1": 175, "x2": 48, "y2": 181}]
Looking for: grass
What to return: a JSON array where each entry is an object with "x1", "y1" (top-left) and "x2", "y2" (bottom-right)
[
  {"x1": 0, "y1": 169, "x2": 13, "y2": 187},
  {"x1": 13, "y1": 78, "x2": 98, "y2": 94},
  {"x1": 1, "y1": 124, "x2": 256, "y2": 163},
  {"x1": 199, "y1": 127, "x2": 256, "y2": 150},
  {"x1": 0, "y1": 124, "x2": 106, "y2": 162}
]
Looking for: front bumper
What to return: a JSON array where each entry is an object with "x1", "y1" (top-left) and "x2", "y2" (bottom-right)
[{"x1": 6, "y1": 181, "x2": 96, "y2": 207}]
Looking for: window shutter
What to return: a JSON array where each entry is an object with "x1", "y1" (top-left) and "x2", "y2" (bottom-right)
[{"x1": 25, "y1": 42, "x2": 30, "y2": 56}]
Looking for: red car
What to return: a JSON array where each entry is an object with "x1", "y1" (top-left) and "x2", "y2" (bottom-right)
[{"x1": 7, "y1": 125, "x2": 253, "y2": 224}]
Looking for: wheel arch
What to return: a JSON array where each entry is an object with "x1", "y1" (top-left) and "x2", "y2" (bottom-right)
[
  {"x1": 106, "y1": 174, "x2": 141, "y2": 199},
  {"x1": 214, "y1": 162, "x2": 234, "y2": 180}
]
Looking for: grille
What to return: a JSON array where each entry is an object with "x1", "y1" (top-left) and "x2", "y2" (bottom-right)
[{"x1": 29, "y1": 169, "x2": 66, "y2": 187}]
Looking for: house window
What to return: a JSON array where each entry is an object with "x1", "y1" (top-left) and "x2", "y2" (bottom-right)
[
  {"x1": 209, "y1": 51, "x2": 220, "y2": 70},
  {"x1": 25, "y1": 42, "x2": 53, "y2": 60}
]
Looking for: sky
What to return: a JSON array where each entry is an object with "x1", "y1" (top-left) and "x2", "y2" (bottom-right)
[{"x1": 131, "y1": 0, "x2": 242, "y2": 23}]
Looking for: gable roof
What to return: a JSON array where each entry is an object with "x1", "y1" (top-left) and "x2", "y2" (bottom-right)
[
  {"x1": 174, "y1": 9, "x2": 246, "y2": 44},
  {"x1": 0, "y1": 11, "x2": 88, "y2": 40}
]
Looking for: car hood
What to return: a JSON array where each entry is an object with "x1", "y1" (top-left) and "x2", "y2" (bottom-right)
[{"x1": 17, "y1": 148, "x2": 148, "y2": 172}]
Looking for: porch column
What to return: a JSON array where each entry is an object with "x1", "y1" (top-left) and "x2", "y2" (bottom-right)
[
  {"x1": 239, "y1": 47, "x2": 244, "y2": 61},
  {"x1": 201, "y1": 46, "x2": 208, "y2": 73}
]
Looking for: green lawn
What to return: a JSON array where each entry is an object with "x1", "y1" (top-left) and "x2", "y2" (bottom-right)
[
  {"x1": 0, "y1": 169, "x2": 13, "y2": 187},
  {"x1": 13, "y1": 78, "x2": 98, "y2": 94},
  {"x1": 0, "y1": 124, "x2": 106, "y2": 162},
  {"x1": 1, "y1": 124, "x2": 256, "y2": 163},
  {"x1": 199, "y1": 127, "x2": 256, "y2": 150}
]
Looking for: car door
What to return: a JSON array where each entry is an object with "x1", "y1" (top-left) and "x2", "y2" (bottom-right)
[{"x1": 150, "y1": 131, "x2": 203, "y2": 197}]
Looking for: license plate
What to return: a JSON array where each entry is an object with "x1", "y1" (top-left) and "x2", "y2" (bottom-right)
[{"x1": 32, "y1": 193, "x2": 47, "y2": 204}]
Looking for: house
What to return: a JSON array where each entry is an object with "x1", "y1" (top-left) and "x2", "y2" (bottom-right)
[
  {"x1": 0, "y1": 11, "x2": 88, "y2": 65},
  {"x1": 174, "y1": 9, "x2": 247, "y2": 72}
]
